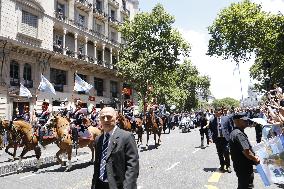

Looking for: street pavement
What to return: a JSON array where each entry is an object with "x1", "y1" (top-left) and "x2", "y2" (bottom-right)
[{"x1": 0, "y1": 126, "x2": 282, "y2": 189}]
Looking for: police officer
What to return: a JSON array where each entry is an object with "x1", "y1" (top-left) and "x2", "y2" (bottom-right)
[
  {"x1": 35, "y1": 101, "x2": 50, "y2": 146},
  {"x1": 230, "y1": 113, "x2": 260, "y2": 189}
]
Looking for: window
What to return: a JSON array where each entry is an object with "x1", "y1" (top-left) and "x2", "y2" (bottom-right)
[
  {"x1": 21, "y1": 10, "x2": 38, "y2": 37},
  {"x1": 96, "y1": 23, "x2": 102, "y2": 34},
  {"x1": 110, "y1": 81, "x2": 118, "y2": 98},
  {"x1": 96, "y1": 0, "x2": 102, "y2": 10},
  {"x1": 10, "y1": 61, "x2": 19, "y2": 86},
  {"x1": 111, "y1": 10, "x2": 115, "y2": 19},
  {"x1": 54, "y1": 34, "x2": 63, "y2": 46},
  {"x1": 10, "y1": 61, "x2": 19, "y2": 79},
  {"x1": 23, "y1": 63, "x2": 32, "y2": 81},
  {"x1": 111, "y1": 31, "x2": 117, "y2": 41},
  {"x1": 94, "y1": 77, "x2": 104, "y2": 96},
  {"x1": 50, "y1": 68, "x2": 67, "y2": 92},
  {"x1": 97, "y1": 50, "x2": 102, "y2": 64},
  {"x1": 57, "y1": 3, "x2": 65, "y2": 19},
  {"x1": 78, "y1": 14, "x2": 85, "y2": 27}
]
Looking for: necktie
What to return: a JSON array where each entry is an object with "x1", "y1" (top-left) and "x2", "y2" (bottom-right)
[
  {"x1": 99, "y1": 133, "x2": 110, "y2": 181},
  {"x1": 218, "y1": 118, "x2": 223, "y2": 137}
]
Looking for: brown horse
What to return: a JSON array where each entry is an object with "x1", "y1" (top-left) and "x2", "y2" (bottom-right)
[
  {"x1": 0, "y1": 119, "x2": 57, "y2": 170},
  {"x1": 117, "y1": 113, "x2": 132, "y2": 131},
  {"x1": 48, "y1": 115, "x2": 101, "y2": 171},
  {"x1": 144, "y1": 111, "x2": 163, "y2": 147},
  {"x1": 135, "y1": 117, "x2": 143, "y2": 146}
]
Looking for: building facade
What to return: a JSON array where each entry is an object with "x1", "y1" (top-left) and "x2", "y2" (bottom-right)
[
  {"x1": 241, "y1": 84, "x2": 261, "y2": 107},
  {"x1": 0, "y1": 0, "x2": 139, "y2": 119}
]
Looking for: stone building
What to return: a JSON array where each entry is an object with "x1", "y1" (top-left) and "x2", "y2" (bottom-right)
[{"x1": 0, "y1": 0, "x2": 139, "y2": 119}]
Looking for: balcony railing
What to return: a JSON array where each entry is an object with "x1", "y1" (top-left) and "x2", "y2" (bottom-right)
[
  {"x1": 93, "y1": 8, "x2": 108, "y2": 20},
  {"x1": 53, "y1": 44, "x2": 63, "y2": 54},
  {"x1": 55, "y1": 11, "x2": 67, "y2": 21},
  {"x1": 110, "y1": 39, "x2": 120, "y2": 46},
  {"x1": 75, "y1": 0, "x2": 93, "y2": 12},
  {"x1": 10, "y1": 78, "x2": 20, "y2": 86},
  {"x1": 23, "y1": 80, "x2": 33, "y2": 88},
  {"x1": 97, "y1": 59, "x2": 103, "y2": 65},
  {"x1": 66, "y1": 49, "x2": 75, "y2": 57},
  {"x1": 108, "y1": 17, "x2": 120, "y2": 27},
  {"x1": 78, "y1": 53, "x2": 87, "y2": 60}
]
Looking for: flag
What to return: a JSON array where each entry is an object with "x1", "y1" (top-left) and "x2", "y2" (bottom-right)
[
  {"x1": 74, "y1": 73, "x2": 93, "y2": 92},
  {"x1": 38, "y1": 74, "x2": 56, "y2": 95},
  {"x1": 19, "y1": 83, "x2": 32, "y2": 98}
]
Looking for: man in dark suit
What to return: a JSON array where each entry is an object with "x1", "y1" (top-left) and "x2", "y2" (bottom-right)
[
  {"x1": 91, "y1": 107, "x2": 139, "y2": 189},
  {"x1": 209, "y1": 107, "x2": 233, "y2": 173}
]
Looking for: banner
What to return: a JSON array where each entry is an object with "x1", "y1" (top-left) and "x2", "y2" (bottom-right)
[
  {"x1": 74, "y1": 74, "x2": 93, "y2": 92},
  {"x1": 38, "y1": 74, "x2": 56, "y2": 95},
  {"x1": 19, "y1": 83, "x2": 32, "y2": 98},
  {"x1": 254, "y1": 126, "x2": 284, "y2": 186}
]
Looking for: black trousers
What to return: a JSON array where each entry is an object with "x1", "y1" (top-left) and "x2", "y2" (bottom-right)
[
  {"x1": 215, "y1": 137, "x2": 230, "y2": 167},
  {"x1": 95, "y1": 180, "x2": 109, "y2": 189},
  {"x1": 236, "y1": 171, "x2": 254, "y2": 189},
  {"x1": 200, "y1": 128, "x2": 209, "y2": 145},
  {"x1": 255, "y1": 124, "x2": 262, "y2": 143}
]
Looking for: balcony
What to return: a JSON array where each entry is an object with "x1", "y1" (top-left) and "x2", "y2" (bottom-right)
[
  {"x1": 121, "y1": 8, "x2": 130, "y2": 17},
  {"x1": 75, "y1": 0, "x2": 93, "y2": 12},
  {"x1": 78, "y1": 53, "x2": 87, "y2": 61},
  {"x1": 93, "y1": 8, "x2": 108, "y2": 21},
  {"x1": 53, "y1": 44, "x2": 63, "y2": 54},
  {"x1": 87, "y1": 55, "x2": 96, "y2": 63},
  {"x1": 108, "y1": 17, "x2": 120, "y2": 28},
  {"x1": 54, "y1": 84, "x2": 64, "y2": 92},
  {"x1": 10, "y1": 78, "x2": 20, "y2": 86},
  {"x1": 110, "y1": 38, "x2": 120, "y2": 46},
  {"x1": 71, "y1": 20, "x2": 89, "y2": 31},
  {"x1": 90, "y1": 29, "x2": 107, "y2": 41},
  {"x1": 108, "y1": 0, "x2": 119, "y2": 9},
  {"x1": 97, "y1": 59, "x2": 103, "y2": 65},
  {"x1": 23, "y1": 80, "x2": 33, "y2": 88}
]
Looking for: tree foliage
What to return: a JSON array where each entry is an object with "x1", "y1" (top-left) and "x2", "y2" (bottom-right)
[
  {"x1": 212, "y1": 97, "x2": 240, "y2": 109},
  {"x1": 207, "y1": 0, "x2": 284, "y2": 91},
  {"x1": 117, "y1": 4, "x2": 210, "y2": 111}
]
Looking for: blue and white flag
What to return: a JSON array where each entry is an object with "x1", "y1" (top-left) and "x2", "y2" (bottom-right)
[
  {"x1": 19, "y1": 83, "x2": 32, "y2": 98},
  {"x1": 38, "y1": 74, "x2": 56, "y2": 95},
  {"x1": 74, "y1": 74, "x2": 93, "y2": 92}
]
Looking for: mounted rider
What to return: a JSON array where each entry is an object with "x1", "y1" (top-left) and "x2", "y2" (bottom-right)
[
  {"x1": 123, "y1": 100, "x2": 134, "y2": 122},
  {"x1": 90, "y1": 106, "x2": 99, "y2": 127},
  {"x1": 35, "y1": 101, "x2": 50, "y2": 146},
  {"x1": 21, "y1": 105, "x2": 30, "y2": 123},
  {"x1": 70, "y1": 100, "x2": 85, "y2": 146},
  {"x1": 152, "y1": 104, "x2": 161, "y2": 127}
]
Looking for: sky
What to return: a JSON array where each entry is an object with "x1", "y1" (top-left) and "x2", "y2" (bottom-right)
[{"x1": 139, "y1": 0, "x2": 284, "y2": 100}]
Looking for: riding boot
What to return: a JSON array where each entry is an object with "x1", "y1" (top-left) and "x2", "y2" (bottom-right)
[
  {"x1": 201, "y1": 138, "x2": 204, "y2": 148},
  {"x1": 72, "y1": 127, "x2": 78, "y2": 148}
]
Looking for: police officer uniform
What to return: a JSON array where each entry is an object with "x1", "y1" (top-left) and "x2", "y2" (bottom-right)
[
  {"x1": 70, "y1": 100, "x2": 85, "y2": 145},
  {"x1": 229, "y1": 113, "x2": 259, "y2": 189}
]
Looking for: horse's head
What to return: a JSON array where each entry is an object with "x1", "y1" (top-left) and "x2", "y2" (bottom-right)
[{"x1": 46, "y1": 114, "x2": 58, "y2": 129}]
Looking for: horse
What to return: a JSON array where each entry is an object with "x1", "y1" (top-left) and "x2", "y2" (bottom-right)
[
  {"x1": 48, "y1": 115, "x2": 101, "y2": 171},
  {"x1": 144, "y1": 111, "x2": 163, "y2": 147},
  {"x1": 0, "y1": 119, "x2": 57, "y2": 171},
  {"x1": 117, "y1": 113, "x2": 132, "y2": 131},
  {"x1": 135, "y1": 116, "x2": 143, "y2": 146}
]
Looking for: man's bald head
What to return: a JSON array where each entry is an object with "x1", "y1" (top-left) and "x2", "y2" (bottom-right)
[{"x1": 100, "y1": 107, "x2": 117, "y2": 132}]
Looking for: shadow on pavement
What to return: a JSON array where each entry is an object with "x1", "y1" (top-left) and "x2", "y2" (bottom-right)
[
  {"x1": 140, "y1": 145, "x2": 158, "y2": 152},
  {"x1": 203, "y1": 168, "x2": 217, "y2": 172},
  {"x1": 42, "y1": 161, "x2": 92, "y2": 173},
  {"x1": 275, "y1": 184, "x2": 284, "y2": 188},
  {"x1": 0, "y1": 154, "x2": 36, "y2": 163}
]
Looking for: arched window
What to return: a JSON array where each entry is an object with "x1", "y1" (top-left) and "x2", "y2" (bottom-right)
[
  {"x1": 10, "y1": 61, "x2": 19, "y2": 79},
  {"x1": 23, "y1": 63, "x2": 32, "y2": 81}
]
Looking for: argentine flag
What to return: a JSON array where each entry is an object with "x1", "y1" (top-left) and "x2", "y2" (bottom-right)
[
  {"x1": 38, "y1": 74, "x2": 56, "y2": 95},
  {"x1": 74, "y1": 73, "x2": 93, "y2": 92},
  {"x1": 19, "y1": 83, "x2": 32, "y2": 98}
]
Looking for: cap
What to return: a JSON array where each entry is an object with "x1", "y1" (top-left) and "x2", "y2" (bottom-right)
[
  {"x1": 42, "y1": 101, "x2": 49, "y2": 106},
  {"x1": 232, "y1": 112, "x2": 250, "y2": 120}
]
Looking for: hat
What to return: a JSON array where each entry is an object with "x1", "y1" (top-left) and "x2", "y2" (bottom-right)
[
  {"x1": 232, "y1": 112, "x2": 250, "y2": 121},
  {"x1": 42, "y1": 101, "x2": 49, "y2": 105}
]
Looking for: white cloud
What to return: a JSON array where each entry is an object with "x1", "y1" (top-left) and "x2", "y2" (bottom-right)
[
  {"x1": 179, "y1": 29, "x2": 254, "y2": 100},
  {"x1": 253, "y1": 0, "x2": 284, "y2": 14}
]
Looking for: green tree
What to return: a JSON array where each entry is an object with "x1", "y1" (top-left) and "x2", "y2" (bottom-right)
[
  {"x1": 207, "y1": 0, "x2": 284, "y2": 91},
  {"x1": 211, "y1": 97, "x2": 240, "y2": 109},
  {"x1": 117, "y1": 4, "x2": 190, "y2": 112}
]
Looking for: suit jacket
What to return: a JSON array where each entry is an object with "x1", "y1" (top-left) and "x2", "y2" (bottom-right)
[
  {"x1": 209, "y1": 115, "x2": 233, "y2": 142},
  {"x1": 92, "y1": 127, "x2": 139, "y2": 189}
]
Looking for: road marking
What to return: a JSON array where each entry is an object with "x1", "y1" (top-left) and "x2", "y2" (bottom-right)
[
  {"x1": 20, "y1": 173, "x2": 36, "y2": 179},
  {"x1": 192, "y1": 148, "x2": 200, "y2": 154},
  {"x1": 208, "y1": 170, "x2": 222, "y2": 183},
  {"x1": 165, "y1": 162, "x2": 180, "y2": 171},
  {"x1": 205, "y1": 185, "x2": 219, "y2": 189}
]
